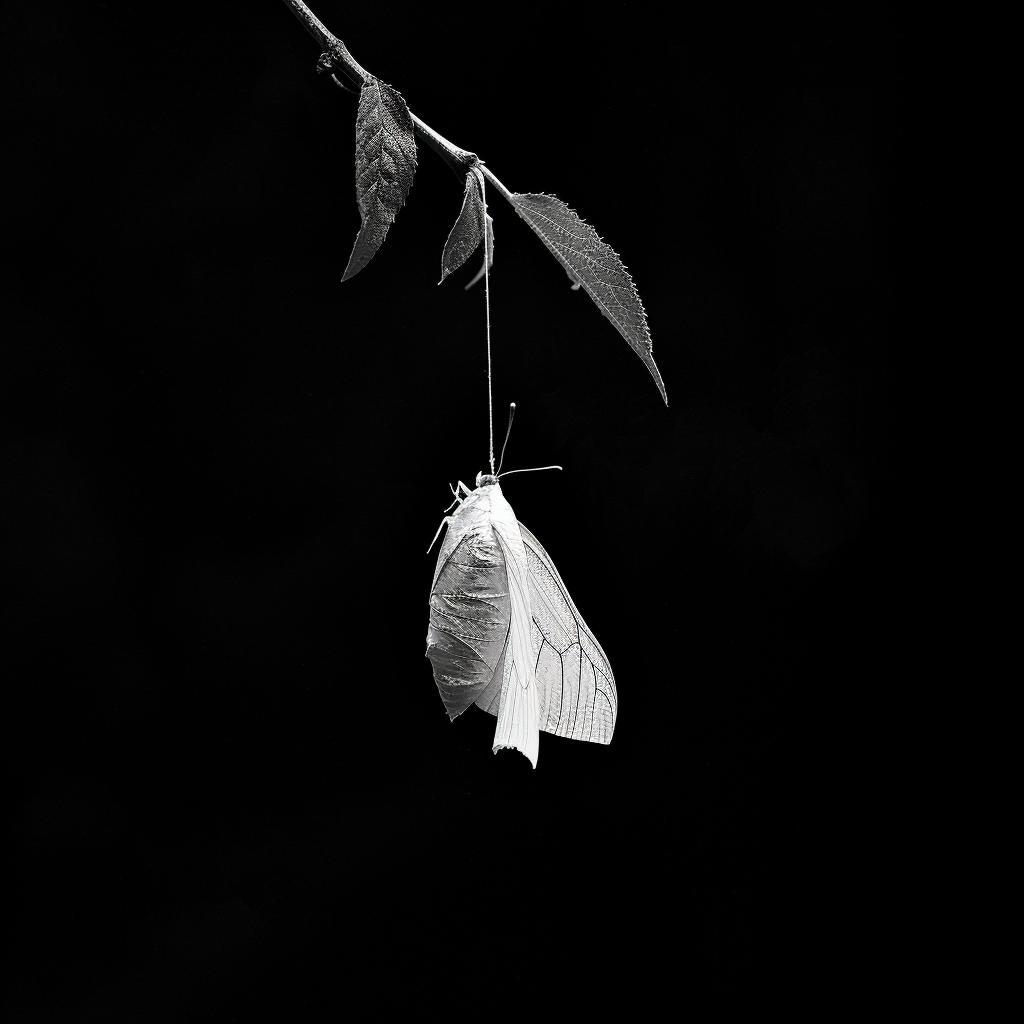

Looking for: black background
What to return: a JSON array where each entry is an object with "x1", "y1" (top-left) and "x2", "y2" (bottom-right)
[{"x1": 4, "y1": 1, "x2": 898, "y2": 1017}]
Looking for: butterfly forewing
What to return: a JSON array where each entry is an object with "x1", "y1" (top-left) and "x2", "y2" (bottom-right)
[{"x1": 426, "y1": 488, "x2": 512, "y2": 720}]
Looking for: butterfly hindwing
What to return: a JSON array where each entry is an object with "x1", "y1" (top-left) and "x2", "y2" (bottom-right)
[{"x1": 517, "y1": 522, "x2": 617, "y2": 745}]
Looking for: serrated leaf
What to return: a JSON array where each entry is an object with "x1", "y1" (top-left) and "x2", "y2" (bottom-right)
[
  {"x1": 341, "y1": 76, "x2": 417, "y2": 282},
  {"x1": 439, "y1": 167, "x2": 487, "y2": 284},
  {"x1": 507, "y1": 192, "x2": 667, "y2": 405}
]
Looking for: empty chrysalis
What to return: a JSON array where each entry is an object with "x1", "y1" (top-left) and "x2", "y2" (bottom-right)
[{"x1": 426, "y1": 407, "x2": 617, "y2": 768}]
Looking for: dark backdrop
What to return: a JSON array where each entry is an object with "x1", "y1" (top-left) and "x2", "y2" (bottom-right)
[{"x1": 3, "y1": 1, "x2": 897, "y2": 1017}]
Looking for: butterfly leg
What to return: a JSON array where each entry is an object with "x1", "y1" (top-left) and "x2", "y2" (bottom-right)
[
  {"x1": 443, "y1": 479, "x2": 471, "y2": 514},
  {"x1": 426, "y1": 516, "x2": 454, "y2": 555}
]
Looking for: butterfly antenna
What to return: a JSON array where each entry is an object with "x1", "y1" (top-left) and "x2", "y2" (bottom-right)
[
  {"x1": 498, "y1": 465, "x2": 563, "y2": 479},
  {"x1": 495, "y1": 402, "x2": 562, "y2": 479},
  {"x1": 496, "y1": 402, "x2": 516, "y2": 476}
]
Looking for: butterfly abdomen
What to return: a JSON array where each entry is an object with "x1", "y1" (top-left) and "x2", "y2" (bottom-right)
[{"x1": 426, "y1": 522, "x2": 511, "y2": 720}]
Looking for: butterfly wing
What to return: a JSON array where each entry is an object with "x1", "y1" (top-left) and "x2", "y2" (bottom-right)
[
  {"x1": 517, "y1": 522, "x2": 617, "y2": 745},
  {"x1": 432, "y1": 483, "x2": 611, "y2": 764},
  {"x1": 426, "y1": 489, "x2": 511, "y2": 721},
  {"x1": 488, "y1": 488, "x2": 540, "y2": 767}
]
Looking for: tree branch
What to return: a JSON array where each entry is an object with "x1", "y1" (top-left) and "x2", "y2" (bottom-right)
[
  {"x1": 282, "y1": 0, "x2": 476, "y2": 179},
  {"x1": 280, "y1": 0, "x2": 667, "y2": 404}
]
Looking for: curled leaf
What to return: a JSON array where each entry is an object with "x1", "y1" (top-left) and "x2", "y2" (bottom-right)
[
  {"x1": 342, "y1": 76, "x2": 418, "y2": 282},
  {"x1": 463, "y1": 213, "x2": 494, "y2": 291},
  {"x1": 507, "y1": 192, "x2": 667, "y2": 405},
  {"x1": 439, "y1": 166, "x2": 487, "y2": 284},
  {"x1": 439, "y1": 165, "x2": 495, "y2": 289}
]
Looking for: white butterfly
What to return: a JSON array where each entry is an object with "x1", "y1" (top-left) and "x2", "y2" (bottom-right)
[{"x1": 426, "y1": 471, "x2": 617, "y2": 768}]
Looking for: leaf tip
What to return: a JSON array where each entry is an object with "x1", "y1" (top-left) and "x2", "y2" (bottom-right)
[{"x1": 340, "y1": 254, "x2": 365, "y2": 283}]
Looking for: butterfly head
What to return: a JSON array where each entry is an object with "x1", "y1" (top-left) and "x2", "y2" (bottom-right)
[{"x1": 475, "y1": 472, "x2": 499, "y2": 488}]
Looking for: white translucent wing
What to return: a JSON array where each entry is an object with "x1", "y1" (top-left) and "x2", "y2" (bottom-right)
[
  {"x1": 517, "y1": 522, "x2": 617, "y2": 745},
  {"x1": 489, "y1": 494, "x2": 540, "y2": 767}
]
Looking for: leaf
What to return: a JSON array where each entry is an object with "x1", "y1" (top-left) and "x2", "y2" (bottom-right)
[
  {"x1": 439, "y1": 165, "x2": 495, "y2": 289},
  {"x1": 507, "y1": 192, "x2": 667, "y2": 405},
  {"x1": 439, "y1": 166, "x2": 486, "y2": 284},
  {"x1": 341, "y1": 76, "x2": 418, "y2": 282}
]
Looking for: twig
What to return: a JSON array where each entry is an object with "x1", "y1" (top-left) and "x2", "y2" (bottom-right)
[{"x1": 282, "y1": 0, "x2": 476, "y2": 178}]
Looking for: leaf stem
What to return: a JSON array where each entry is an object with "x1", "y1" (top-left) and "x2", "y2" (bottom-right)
[{"x1": 478, "y1": 164, "x2": 514, "y2": 204}]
